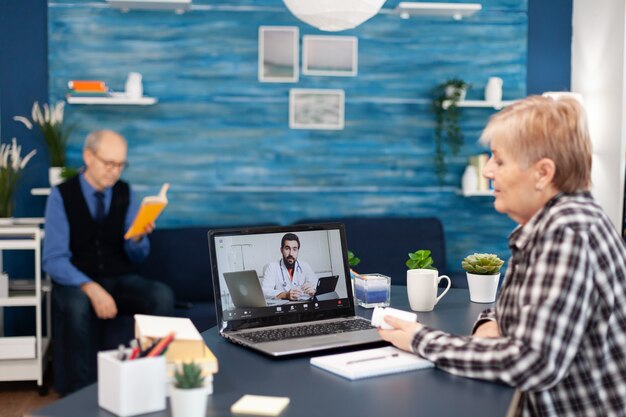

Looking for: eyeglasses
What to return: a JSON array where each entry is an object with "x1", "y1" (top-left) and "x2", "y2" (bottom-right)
[{"x1": 92, "y1": 152, "x2": 128, "y2": 171}]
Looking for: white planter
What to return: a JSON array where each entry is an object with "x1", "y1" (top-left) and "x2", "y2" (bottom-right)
[
  {"x1": 48, "y1": 167, "x2": 64, "y2": 187},
  {"x1": 466, "y1": 272, "x2": 500, "y2": 303},
  {"x1": 170, "y1": 387, "x2": 207, "y2": 417}
]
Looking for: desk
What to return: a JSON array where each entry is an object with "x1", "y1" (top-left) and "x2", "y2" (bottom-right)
[{"x1": 28, "y1": 287, "x2": 514, "y2": 417}]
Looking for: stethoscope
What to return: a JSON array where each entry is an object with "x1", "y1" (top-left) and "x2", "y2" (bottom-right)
[{"x1": 279, "y1": 259, "x2": 303, "y2": 290}]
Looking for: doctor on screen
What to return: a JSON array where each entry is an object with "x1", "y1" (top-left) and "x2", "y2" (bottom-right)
[{"x1": 262, "y1": 233, "x2": 318, "y2": 301}]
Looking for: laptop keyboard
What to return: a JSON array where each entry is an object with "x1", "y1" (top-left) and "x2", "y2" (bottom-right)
[{"x1": 239, "y1": 318, "x2": 375, "y2": 344}]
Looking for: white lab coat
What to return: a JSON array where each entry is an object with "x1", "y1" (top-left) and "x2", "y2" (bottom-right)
[{"x1": 261, "y1": 259, "x2": 318, "y2": 298}]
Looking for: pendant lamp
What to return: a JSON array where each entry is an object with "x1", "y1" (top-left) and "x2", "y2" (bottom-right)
[{"x1": 283, "y1": 0, "x2": 387, "y2": 32}]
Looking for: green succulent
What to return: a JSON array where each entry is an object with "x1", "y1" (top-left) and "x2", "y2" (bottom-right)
[
  {"x1": 406, "y1": 250, "x2": 436, "y2": 270},
  {"x1": 173, "y1": 362, "x2": 205, "y2": 389},
  {"x1": 462, "y1": 253, "x2": 504, "y2": 275},
  {"x1": 348, "y1": 250, "x2": 360, "y2": 267}
]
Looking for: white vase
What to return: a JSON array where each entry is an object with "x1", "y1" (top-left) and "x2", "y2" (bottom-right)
[
  {"x1": 466, "y1": 272, "x2": 500, "y2": 303},
  {"x1": 125, "y1": 72, "x2": 143, "y2": 99},
  {"x1": 484, "y1": 77, "x2": 503, "y2": 103},
  {"x1": 461, "y1": 165, "x2": 478, "y2": 195},
  {"x1": 170, "y1": 387, "x2": 207, "y2": 417},
  {"x1": 49, "y1": 167, "x2": 64, "y2": 187}
]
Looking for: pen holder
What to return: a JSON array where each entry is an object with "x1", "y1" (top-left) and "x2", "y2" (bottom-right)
[
  {"x1": 354, "y1": 273, "x2": 391, "y2": 308},
  {"x1": 98, "y1": 349, "x2": 167, "y2": 417}
]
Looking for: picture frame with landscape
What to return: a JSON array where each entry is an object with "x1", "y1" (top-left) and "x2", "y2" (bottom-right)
[
  {"x1": 258, "y1": 26, "x2": 299, "y2": 83},
  {"x1": 302, "y1": 35, "x2": 358, "y2": 77},
  {"x1": 289, "y1": 89, "x2": 345, "y2": 130}
]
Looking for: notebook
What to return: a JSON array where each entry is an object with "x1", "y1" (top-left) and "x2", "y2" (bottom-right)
[
  {"x1": 208, "y1": 223, "x2": 382, "y2": 356},
  {"x1": 310, "y1": 346, "x2": 434, "y2": 380}
]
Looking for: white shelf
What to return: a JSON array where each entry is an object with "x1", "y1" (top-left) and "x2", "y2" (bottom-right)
[
  {"x1": 442, "y1": 99, "x2": 517, "y2": 110},
  {"x1": 66, "y1": 93, "x2": 157, "y2": 106},
  {"x1": 394, "y1": 2, "x2": 481, "y2": 20},
  {"x1": 31, "y1": 188, "x2": 51, "y2": 196},
  {"x1": 460, "y1": 189, "x2": 494, "y2": 197},
  {"x1": 106, "y1": 0, "x2": 191, "y2": 13}
]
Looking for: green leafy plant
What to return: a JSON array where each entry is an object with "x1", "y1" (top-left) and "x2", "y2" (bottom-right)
[
  {"x1": 461, "y1": 253, "x2": 504, "y2": 275},
  {"x1": 431, "y1": 78, "x2": 470, "y2": 184},
  {"x1": 60, "y1": 166, "x2": 80, "y2": 180},
  {"x1": 173, "y1": 362, "x2": 205, "y2": 389},
  {"x1": 14, "y1": 101, "x2": 73, "y2": 168},
  {"x1": 0, "y1": 138, "x2": 37, "y2": 217},
  {"x1": 348, "y1": 250, "x2": 360, "y2": 267},
  {"x1": 406, "y1": 249, "x2": 436, "y2": 270}
]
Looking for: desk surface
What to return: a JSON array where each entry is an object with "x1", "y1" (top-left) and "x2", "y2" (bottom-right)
[{"x1": 28, "y1": 287, "x2": 514, "y2": 417}]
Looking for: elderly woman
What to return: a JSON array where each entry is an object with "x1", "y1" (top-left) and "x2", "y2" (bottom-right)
[{"x1": 379, "y1": 95, "x2": 626, "y2": 416}]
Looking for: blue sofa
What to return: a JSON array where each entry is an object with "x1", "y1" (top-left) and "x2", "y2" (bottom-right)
[
  {"x1": 296, "y1": 217, "x2": 464, "y2": 287},
  {"x1": 53, "y1": 217, "x2": 458, "y2": 394}
]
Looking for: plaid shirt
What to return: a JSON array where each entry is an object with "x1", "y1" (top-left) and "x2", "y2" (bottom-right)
[{"x1": 412, "y1": 192, "x2": 626, "y2": 416}]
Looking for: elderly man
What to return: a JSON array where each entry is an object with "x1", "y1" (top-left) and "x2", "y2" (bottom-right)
[{"x1": 43, "y1": 130, "x2": 174, "y2": 394}]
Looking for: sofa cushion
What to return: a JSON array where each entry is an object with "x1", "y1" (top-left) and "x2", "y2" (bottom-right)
[{"x1": 138, "y1": 227, "x2": 213, "y2": 303}]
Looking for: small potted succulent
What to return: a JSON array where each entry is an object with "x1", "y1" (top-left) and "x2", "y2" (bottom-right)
[
  {"x1": 170, "y1": 362, "x2": 207, "y2": 417},
  {"x1": 462, "y1": 253, "x2": 504, "y2": 303}
]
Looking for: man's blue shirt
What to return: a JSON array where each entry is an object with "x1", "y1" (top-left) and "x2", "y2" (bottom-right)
[{"x1": 42, "y1": 173, "x2": 149, "y2": 287}]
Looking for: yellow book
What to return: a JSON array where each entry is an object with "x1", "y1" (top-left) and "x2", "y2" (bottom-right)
[{"x1": 124, "y1": 183, "x2": 169, "y2": 240}]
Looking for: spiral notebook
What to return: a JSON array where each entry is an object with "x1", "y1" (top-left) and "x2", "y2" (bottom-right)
[{"x1": 310, "y1": 346, "x2": 434, "y2": 380}]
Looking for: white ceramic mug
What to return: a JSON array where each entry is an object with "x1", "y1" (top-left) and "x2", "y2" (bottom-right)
[
  {"x1": 484, "y1": 77, "x2": 503, "y2": 103},
  {"x1": 406, "y1": 269, "x2": 451, "y2": 312}
]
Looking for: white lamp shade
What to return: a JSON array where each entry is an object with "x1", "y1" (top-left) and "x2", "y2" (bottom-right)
[{"x1": 283, "y1": 0, "x2": 387, "y2": 32}]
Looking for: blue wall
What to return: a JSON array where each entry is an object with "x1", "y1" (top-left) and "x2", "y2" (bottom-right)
[
  {"x1": 1, "y1": 0, "x2": 572, "y2": 277},
  {"x1": 46, "y1": 0, "x2": 530, "y2": 274}
]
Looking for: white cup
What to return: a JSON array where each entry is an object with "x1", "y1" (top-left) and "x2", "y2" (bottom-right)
[
  {"x1": 406, "y1": 269, "x2": 451, "y2": 312},
  {"x1": 466, "y1": 273, "x2": 500, "y2": 303}
]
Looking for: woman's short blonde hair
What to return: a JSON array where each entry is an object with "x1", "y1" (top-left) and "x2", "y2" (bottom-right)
[{"x1": 480, "y1": 95, "x2": 592, "y2": 192}]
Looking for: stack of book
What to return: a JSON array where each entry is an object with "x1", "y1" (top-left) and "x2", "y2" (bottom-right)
[
  {"x1": 67, "y1": 80, "x2": 110, "y2": 97},
  {"x1": 134, "y1": 314, "x2": 219, "y2": 394}
]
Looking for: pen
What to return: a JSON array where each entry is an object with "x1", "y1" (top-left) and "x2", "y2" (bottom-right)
[
  {"x1": 117, "y1": 344, "x2": 127, "y2": 361},
  {"x1": 128, "y1": 339, "x2": 140, "y2": 360},
  {"x1": 346, "y1": 352, "x2": 399, "y2": 365},
  {"x1": 139, "y1": 337, "x2": 162, "y2": 358},
  {"x1": 146, "y1": 331, "x2": 175, "y2": 357}
]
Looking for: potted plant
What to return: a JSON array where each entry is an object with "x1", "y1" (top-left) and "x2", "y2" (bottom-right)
[
  {"x1": 170, "y1": 362, "x2": 207, "y2": 417},
  {"x1": 405, "y1": 249, "x2": 436, "y2": 270},
  {"x1": 0, "y1": 138, "x2": 37, "y2": 220},
  {"x1": 431, "y1": 78, "x2": 470, "y2": 184},
  {"x1": 461, "y1": 253, "x2": 504, "y2": 303},
  {"x1": 13, "y1": 101, "x2": 74, "y2": 186},
  {"x1": 348, "y1": 250, "x2": 360, "y2": 268}
]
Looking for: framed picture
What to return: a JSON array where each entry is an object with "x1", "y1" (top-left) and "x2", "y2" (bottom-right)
[
  {"x1": 302, "y1": 35, "x2": 358, "y2": 77},
  {"x1": 289, "y1": 89, "x2": 345, "y2": 130},
  {"x1": 258, "y1": 26, "x2": 299, "y2": 83}
]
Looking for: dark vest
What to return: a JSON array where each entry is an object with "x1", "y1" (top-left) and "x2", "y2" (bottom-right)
[{"x1": 58, "y1": 176, "x2": 135, "y2": 279}]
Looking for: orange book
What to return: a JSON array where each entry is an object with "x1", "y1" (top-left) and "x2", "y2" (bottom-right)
[
  {"x1": 124, "y1": 183, "x2": 169, "y2": 240},
  {"x1": 67, "y1": 80, "x2": 108, "y2": 92}
]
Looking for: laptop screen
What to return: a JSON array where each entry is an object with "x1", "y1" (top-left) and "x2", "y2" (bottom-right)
[{"x1": 208, "y1": 223, "x2": 356, "y2": 332}]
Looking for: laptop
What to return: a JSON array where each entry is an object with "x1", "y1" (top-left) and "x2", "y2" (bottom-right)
[
  {"x1": 208, "y1": 223, "x2": 382, "y2": 356},
  {"x1": 223, "y1": 270, "x2": 289, "y2": 308}
]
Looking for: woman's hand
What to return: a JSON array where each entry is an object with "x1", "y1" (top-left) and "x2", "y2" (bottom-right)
[
  {"x1": 473, "y1": 320, "x2": 500, "y2": 338},
  {"x1": 377, "y1": 316, "x2": 423, "y2": 352}
]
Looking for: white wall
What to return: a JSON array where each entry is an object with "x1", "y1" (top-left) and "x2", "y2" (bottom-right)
[{"x1": 572, "y1": 0, "x2": 626, "y2": 229}]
